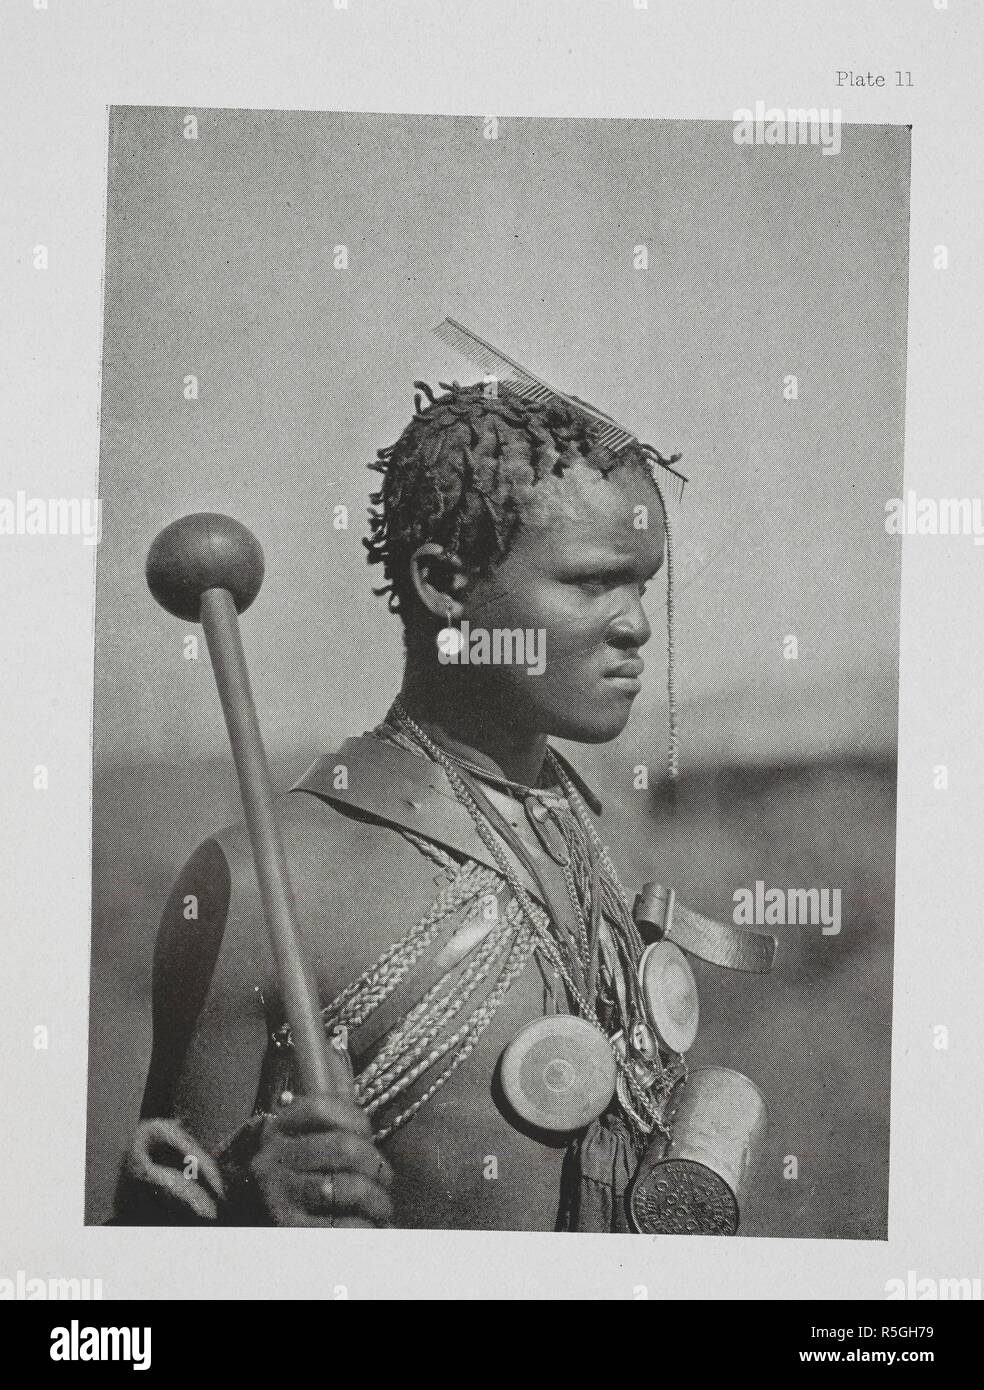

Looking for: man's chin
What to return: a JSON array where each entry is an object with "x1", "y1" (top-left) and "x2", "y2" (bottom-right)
[{"x1": 548, "y1": 700, "x2": 635, "y2": 744}]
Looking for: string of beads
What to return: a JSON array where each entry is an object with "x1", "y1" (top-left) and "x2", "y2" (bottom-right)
[{"x1": 388, "y1": 701, "x2": 678, "y2": 1138}]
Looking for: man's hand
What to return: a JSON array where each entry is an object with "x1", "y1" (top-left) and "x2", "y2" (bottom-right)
[
  {"x1": 116, "y1": 1118, "x2": 228, "y2": 1224},
  {"x1": 250, "y1": 1095, "x2": 394, "y2": 1228}
]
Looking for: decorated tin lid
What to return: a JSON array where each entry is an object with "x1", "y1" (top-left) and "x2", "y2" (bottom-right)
[{"x1": 637, "y1": 940, "x2": 700, "y2": 1054}]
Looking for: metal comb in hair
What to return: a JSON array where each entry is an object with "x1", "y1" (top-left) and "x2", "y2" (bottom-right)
[{"x1": 433, "y1": 315, "x2": 687, "y2": 502}]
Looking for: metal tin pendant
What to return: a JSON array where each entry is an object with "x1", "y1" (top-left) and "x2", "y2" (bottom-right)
[
  {"x1": 628, "y1": 1067, "x2": 767, "y2": 1235},
  {"x1": 630, "y1": 1019, "x2": 660, "y2": 1063},
  {"x1": 631, "y1": 1156, "x2": 739, "y2": 1235},
  {"x1": 500, "y1": 1015, "x2": 616, "y2": 1132},
  {"x1": 637, "y1": 940, "x2": 699, "y2": 1054}
]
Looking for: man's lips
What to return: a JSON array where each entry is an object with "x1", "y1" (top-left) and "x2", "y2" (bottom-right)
[
  {"x1": 604, "y1": 658, "x2": 645, "y2": 680},
  {"x1": 602, "y1": 657, "x2": 644, "y2": 696}
]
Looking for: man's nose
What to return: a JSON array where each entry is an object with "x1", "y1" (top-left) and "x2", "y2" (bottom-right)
[{"x1": 609, "y1": 591, "x2": 652, "y2": 649}]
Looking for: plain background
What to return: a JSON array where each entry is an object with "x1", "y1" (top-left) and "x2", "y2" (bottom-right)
[
  {"x1": 95, "y1": 108, "x2": 906, "y2": 769},
  {"x1": 86, "y1": 108, "x2": 906, "y2": 1236},
  {"x1": 2, "y1": 0, "x2": 982, "y2": 1298}
]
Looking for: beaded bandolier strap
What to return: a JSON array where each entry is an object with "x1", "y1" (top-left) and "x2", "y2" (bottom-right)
[{"x1": 262, "y1": 700, "x2": 685, "y2": 1146}]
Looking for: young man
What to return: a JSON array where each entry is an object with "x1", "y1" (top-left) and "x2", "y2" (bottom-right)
[{"x1": 118, "y1": 378, "x2": 759, "y2": 1231}]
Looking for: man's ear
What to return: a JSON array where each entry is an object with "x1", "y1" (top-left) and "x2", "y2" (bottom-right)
[{"x1": 409, "y1": 543, "x2": 469, "y2": 622}]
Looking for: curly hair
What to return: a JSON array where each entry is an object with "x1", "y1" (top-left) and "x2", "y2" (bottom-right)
[{"x1": 364, "y1": 379, "x2": 669, "y2": 619}]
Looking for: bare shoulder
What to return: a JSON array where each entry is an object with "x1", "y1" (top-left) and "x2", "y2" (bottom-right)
[
  {"x1": 168, "y1": 789, "x2": 454, "y2": 1147},
  {"x1": 214, "y1": 788, "x2": 457, "y2": 992}
]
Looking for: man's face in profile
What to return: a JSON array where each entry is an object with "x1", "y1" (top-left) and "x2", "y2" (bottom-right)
[{"x1": 460, "y1": 460, "x2": 665, "y2": 743}]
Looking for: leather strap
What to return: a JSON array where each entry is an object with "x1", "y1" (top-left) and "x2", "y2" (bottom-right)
[
  {"x1": 670, "y1": 903, "x2": 776, "y2": 974},
  {"x1": 292, "y1": 737, "x2": 545, "y2": 903}
]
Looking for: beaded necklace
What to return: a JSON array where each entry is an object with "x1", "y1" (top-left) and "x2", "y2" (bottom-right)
[{"x1": 388, "y1": 700, "x2": 681, "y2": 1138}]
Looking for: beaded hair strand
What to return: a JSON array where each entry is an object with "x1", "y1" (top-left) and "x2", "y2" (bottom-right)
[{"x1": 645, "y1": 469, "x2": 678, "y2": 788}]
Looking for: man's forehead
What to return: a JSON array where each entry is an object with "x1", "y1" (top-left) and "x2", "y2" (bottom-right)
[{"x1": 516, "y1": 461, "x2": 664, "y2": 550}]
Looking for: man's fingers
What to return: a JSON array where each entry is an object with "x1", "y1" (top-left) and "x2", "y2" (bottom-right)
[
  {"x1": 282, "y1": 1132, "x2": 393, "y2": 1187},
  {"x1": 255, "y1": 1096, "x2": 392, "y2": 1226},
  {"x1": 273, "y1": 1095, "x2": 372, "y2": 1139},
  {"x1": 291, "y1": 1170, "x2": 393, "y2": 1225}
]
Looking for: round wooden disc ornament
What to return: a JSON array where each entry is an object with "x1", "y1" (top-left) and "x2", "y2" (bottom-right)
[
  {"x1": 637, "y1": 940, "x2": 699, "y2": 1054},
  {"x1": 500, "y1": 1015, "x2": 617, "y2": 1131}
]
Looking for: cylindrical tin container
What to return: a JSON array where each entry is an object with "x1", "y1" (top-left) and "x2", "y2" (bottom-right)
[{"x1": 629, "y1": 1067, "x2": 767, "y2": 1234}]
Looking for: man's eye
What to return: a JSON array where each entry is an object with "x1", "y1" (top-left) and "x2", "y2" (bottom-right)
[{"x1": 573, "y1": 575, "x2": 650, "y2": 597}]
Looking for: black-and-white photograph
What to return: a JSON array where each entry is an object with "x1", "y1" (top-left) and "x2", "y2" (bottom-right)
[{"x1": 85, "y1": 107, "x2": 908, "y2": 1239}]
